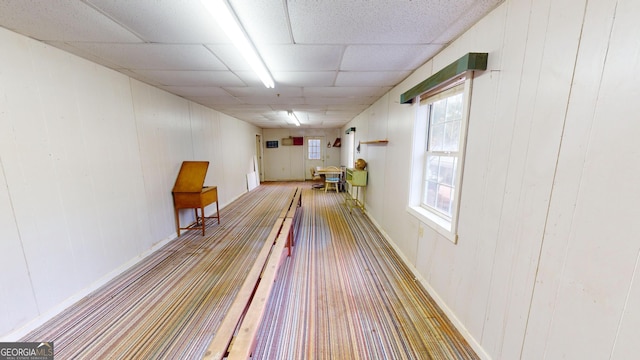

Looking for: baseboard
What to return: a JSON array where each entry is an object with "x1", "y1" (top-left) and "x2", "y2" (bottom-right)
[
  {"x1": 363, "y1": 211, "x2": 491, "y2": 360},
  {"x1": 0, "y1": 233, "x2": 177, "y2": 342},
  {"x1": 2, "y1": 192, "x2": 240, "y2": 341}
]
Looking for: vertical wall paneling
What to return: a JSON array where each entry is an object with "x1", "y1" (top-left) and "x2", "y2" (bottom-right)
[
  {"x1": 131, "y1": 80, "x2": 193, "y2": 241},
  {"x1": 435, "y1": 5, "x2": 507, "y2": 340},
  {"x1": 528, "y1": 0, "x2": 640, "y2": 358},
  {"x1": 0, "y1": 32, "x2": 53, "y2": 333},
  {"x1": 488, "y1": 0, "x2": 588, "y2": 358},
  {"x1": 362, "y1": 95, "x2": 389, "y2": 222},
  {"x1": 521, "y1": 0, "x2": 619, "y2": 357},
  {"x1": 0, "y1": 159, "x2": 39, "y2": 335},
  {"x1": 188, "y1": 102, "x2": 225, "y2": 210},
  {"x1": 339, "y1": 0, "x2": 640, "y2": 358},
  {"x1": 380, "y1": 85, "x2": 421, "y2": 265},
  {"x1": 0, "y1": 26, "x2": 261, "y2": 338}
]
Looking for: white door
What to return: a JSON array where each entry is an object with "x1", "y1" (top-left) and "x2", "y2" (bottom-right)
[{"x1": 305, "y1": 137, "x2": 325, "y2": 179}]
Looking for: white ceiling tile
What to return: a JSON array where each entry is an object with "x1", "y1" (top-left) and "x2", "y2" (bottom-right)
[
  {"x1": 0, "y1": 0, "x2": 502, "y2": 128},
  {"x1": 86, "y1": 0, "x2": 229, "y2": 43},
  {"x1": 304, "y1": 97, "x2": 378, "y2": 105},
  {"x1": 336, "y1": 71, "x2": 411, "y2": 87},
  {"x1": 432, "y1": 0, "x2": 503, "y2": 43},
  {"x1": 224, "y1": 86, "x2": 303, "y2": 98},
  {"x1": 288, "y1": 0, "x2": 476, "y2": 44},
  {"x1": 229, "y1": 0, "x2": 292, "y2": 44},
  {"x1": 270, "y1": 104, "x2": 328, "y2": 112},
  {"x1": 206, "y1": 45, "x2": 251, "y2": 71},
  {"x1": 0, "y1": 0, "x2": 141, "y2": 42},
  {"x1": 261, "y1": 45, "x2": 344, "y2": 71},
  {"x1": 341, "y1": 45, "x2": 442, "y2": 71},
  {"x1": 304, "y1": 87, "x2": 391, "y2": 98},
  {"x1": 189, "y1": 96, "x2": 243, "y2": 106},
  {"x1": 157, "y1": 86, "x2": 231, "y2": 97},
  {"x1": 133, "y1": 70, "x2": 245, "y2": 87},
  {"x1": 69, "y1": 43, "x2": 226, "y2": 70},
  {"x1": 238, "y1": 96, "x2": 306, "y2": 105},
  {"x1": 273, "y1": 72, "x2": 336, "y2": 87}
]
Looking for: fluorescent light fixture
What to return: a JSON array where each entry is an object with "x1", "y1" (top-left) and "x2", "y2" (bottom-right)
[
  {"x1": 201, "y1": 0, "x2": 275, "y2": 88},
  {"x1": 287, "y1": 110, "x2": 301, "y2": 127}
]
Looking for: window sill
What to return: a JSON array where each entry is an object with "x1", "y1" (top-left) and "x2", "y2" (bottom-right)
[{"x1": 407, "y1": 206, "x2": 458, "y2": 244}]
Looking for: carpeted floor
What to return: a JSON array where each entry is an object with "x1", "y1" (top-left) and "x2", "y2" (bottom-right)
[{"x1": 22, "y1": 182, "x2": 478, "y2": 359}]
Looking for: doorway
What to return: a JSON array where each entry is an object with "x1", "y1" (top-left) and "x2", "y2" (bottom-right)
[
  {"x1": 255, "y1": 134, "x2": 263, "y2": 182},
  {"x1": 305, "y1": 136, "x2": 325, "y2": 179}
]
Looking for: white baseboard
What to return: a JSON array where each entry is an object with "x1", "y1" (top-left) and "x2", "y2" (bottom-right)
[
  {"x1": 363, "y1": 211, "x2": 491, "y2": 360},
  {"x1": 2, "y1": 191, "x2": 240, "y2": 342},
  {"x1": 0, "y1": 233, "x2": 177, "y2": 342}
]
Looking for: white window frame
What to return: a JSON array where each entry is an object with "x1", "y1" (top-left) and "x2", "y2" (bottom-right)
[
  {"x1": 308, "y1": 138, "x2": 321, "y2": 160},
  {"x1": 407, "y1": 76, "x2": 473, "y2": 243}
]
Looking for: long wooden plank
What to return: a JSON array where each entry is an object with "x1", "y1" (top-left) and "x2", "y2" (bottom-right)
[
  {"x1": 226, "y1": 218, "x2": 293, "y2": 360},
  {"x1": 202, "y1": 188, "x2": 299, "y2": 360},
  {"x1": 201, "y1": 220, "x2": 284, "y2": 360}
]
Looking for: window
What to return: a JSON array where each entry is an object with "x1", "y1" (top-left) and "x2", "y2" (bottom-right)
[
  {"x1": 408, "y1": 78, "x2": 471, "y2": 243},
  {"x1": 423, "y1": 85, "x2": 463, "y2": 218},
  {"x1": 308, "y1": 138, "x2": 321, "y2": 160}
]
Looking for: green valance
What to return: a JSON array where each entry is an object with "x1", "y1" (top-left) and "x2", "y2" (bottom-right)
[{"x1": 400, "y1": 52, "x2": 488, "y2": 104}]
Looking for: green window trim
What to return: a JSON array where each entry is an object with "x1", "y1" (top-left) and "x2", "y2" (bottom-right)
[{"x1": 400, "y1": 52, "x2": 488, "y2": 104}]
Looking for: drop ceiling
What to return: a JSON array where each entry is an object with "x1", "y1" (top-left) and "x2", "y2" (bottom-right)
[{"x1": 0, "y1": 0, "x2": 502, "y2": 128}]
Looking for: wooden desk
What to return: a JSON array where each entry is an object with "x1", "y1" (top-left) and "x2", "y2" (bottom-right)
[{"x1": 172, "y1": 161, "x2": 220, "y2": 236}]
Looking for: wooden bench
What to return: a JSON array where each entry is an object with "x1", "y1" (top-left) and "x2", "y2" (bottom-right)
[{"x1": 202, "y1": 187, "x2": 302, "y2": 360}]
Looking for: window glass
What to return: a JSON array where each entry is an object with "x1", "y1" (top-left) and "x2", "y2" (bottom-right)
[{"x1": 308, "y1": 139, "x2": 321, "y2": 160}]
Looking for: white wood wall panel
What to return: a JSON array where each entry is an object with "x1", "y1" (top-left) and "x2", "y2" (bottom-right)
[
  {"x1": 340, "y1": 0, "x2": 640, "y2": 358},
  {"x1": 219, "y1": 114, "x2": 257, "y2": 199},
  {"x1": 442, "y1": 5, "x2": 506, "y2": 341},
  {"x1": 0, "y1": 163, "x2": 39, "y2": 334},
  {"x1": 604, "y1": 3, "x2": 640, "y2": 358},
  {"x1": 188, "y1": 102, "x2": 225, "y2": 209},
  {"x1": 380, "y1": 84, "x2": 419, "y2": 265},
  {"x1": 362, "y1": 95, "x2": 389, "y2": 223},
  {"x1": 521, "y1": 0, "x2": 619, "y2": 357},
  {"x1": 131, "y1": 81, "x2": 194, "y2": 242},
  {"x1": 528, "y1": 0, "x2": 640, "y2": 357},
  {"x1": 0, "y1": 27, "x2": 261, "y2": 338},
  {"x1": 488, "y1": 0, "x2": 587, "y2": 357}
]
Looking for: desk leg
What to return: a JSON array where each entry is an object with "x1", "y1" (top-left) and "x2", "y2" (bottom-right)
[
  {"x1": 175, "y1": 207, "x2": 181, "y2": 237},
  {"x1": 200, "y1": 207, "x2": 206, "y2": 235}
]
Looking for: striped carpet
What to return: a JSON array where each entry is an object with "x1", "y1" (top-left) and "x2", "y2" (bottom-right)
[
  {"x1": 253, "y1": 187, "x2": 477, "y2": 359},
  {"x1": 22, "y1": 182, "x2": 477, "y2": 359}
]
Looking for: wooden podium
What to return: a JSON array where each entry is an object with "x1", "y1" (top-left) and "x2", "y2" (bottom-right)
[{"x1": 172, "y1": 161, "x2": 220, "y2": 236}]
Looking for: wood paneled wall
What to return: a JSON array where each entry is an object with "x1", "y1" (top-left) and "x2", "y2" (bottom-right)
[
  {"x1": 0, "y1": 27, "x2": 261, "y2": 339},
  {"x1": 343, "y1": 0, "x2": 640, "y2": 358}
]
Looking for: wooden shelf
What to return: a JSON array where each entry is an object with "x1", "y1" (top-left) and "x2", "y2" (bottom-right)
[{"x1": 359, "y1": 140, "x2": 389, "y2": 145}]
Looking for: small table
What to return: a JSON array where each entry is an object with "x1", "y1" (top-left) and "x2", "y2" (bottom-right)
[{"x1": 316, "y1": 167, "x2": 344, "y2": 192}]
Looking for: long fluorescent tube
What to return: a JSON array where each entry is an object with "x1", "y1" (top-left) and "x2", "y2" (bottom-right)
[
  {"x1": 287, "y1": 111, "x2": 301, "y2": 126},
  {"x1": 201, "y1": 0, "x2": 275, "y2": 88}
]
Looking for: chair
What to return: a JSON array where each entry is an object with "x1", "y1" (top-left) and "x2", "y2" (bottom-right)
[
  {"x1": 323, "y1": 166, "x2": 341, "y2": 193},
  {"x1": 310, "y1": 167, "x2": 324, "y2": 189},
  {"x1": 310, "y1": 167, "x2": 322, "y2": 181}
]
